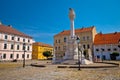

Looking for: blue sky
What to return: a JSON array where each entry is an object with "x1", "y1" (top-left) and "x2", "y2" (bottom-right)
[{"x1": 0, "y1": 0, "x2": 120, "y2": 45}]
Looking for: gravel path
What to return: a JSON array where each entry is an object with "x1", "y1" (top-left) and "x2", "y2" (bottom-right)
[{"x1": 0, "y1": 60, "x2": 120, "y2": 80}]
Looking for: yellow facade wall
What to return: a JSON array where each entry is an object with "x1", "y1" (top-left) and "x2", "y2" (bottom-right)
[{"x1": 32, "y1": 43, "x2": 53, "y2": 60}]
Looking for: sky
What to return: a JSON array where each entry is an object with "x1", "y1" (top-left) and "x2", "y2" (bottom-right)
[{"x1": 0, "y1": 0, "x2": 120, "y2": 45}]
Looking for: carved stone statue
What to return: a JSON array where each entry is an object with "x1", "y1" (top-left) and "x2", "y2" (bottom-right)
[{"x1": 69, "y1": 8, "x2": 75, "y2": 21}]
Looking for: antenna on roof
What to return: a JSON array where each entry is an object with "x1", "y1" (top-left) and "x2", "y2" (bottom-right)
[
  {"x1": 81, "y1": 26, "x2": 84, "y2": 29},
  {"x1": 114, "y1": 32, "x2": 117, "y2": 34}
]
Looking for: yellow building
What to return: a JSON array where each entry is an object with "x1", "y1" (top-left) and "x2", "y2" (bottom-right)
[
  {"x1": 32, "y1": 42, "x2": 53, "y2": 59},
  {"x1": 54, "y1": 26, "x2": 97, "y2": 60}
]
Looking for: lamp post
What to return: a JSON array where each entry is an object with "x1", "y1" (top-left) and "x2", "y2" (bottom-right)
[
  {"x1": 101, "y1": 48, "x2": 104, "y2": 62},
  {"x1": 76, "y1": 36, "x2": 80, "y2": 70},
  {"x1": 81, "y1": 47, "x2": 84, "y2": 65},
  {"x1": 23, "y1": 43, "x2": 26, "y2": 68}
]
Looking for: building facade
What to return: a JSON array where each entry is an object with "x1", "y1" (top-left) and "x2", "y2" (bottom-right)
[
  {"x1": 32, "y1": 42, "x2": 53, "y2": 59},
  {"x1": 54, "y1": 26, "x2": 97, "y2": 60},
  {"x1": 0, "y1": 24, "x2": 34, "y2": 61},
  {"x1": 94, "y1": 32, "x2": 120, "y2": 60}
]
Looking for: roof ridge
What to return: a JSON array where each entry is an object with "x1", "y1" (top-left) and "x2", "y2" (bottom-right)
[
  {"x1": 0, "y1": 24, "x2": 32, "y2": 38},
  {"x1": 54, "y1": 26, "x2": 95, "y2": 37},
  {"x1": 33, "y1": 42, "x2": 53, "y2": 48}
]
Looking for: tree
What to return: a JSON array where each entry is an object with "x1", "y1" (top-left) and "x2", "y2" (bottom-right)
[
  {"x1": 110, "y1": 52, "x2": 119, "y2": 60},
  {"x1": 43, "y1": 51, "x2": 52, "y2": 59},
  {"x1": 111, "y1": 52, "x2": 119, "y2": 56}
]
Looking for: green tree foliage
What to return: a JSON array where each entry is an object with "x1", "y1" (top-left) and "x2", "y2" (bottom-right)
[
  {"x1": 111, "y1": 52, "x2": 119, "y2": 56},
  {"x1": 43, "y1": 51, "x2": 52, "y2": 59}
]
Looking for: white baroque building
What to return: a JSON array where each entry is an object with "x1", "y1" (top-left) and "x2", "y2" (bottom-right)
[
  {"x1": 0, "y1": 23, "x2": 34, "y2": 61},
  {"x1": 94, "y1": 32, "x2": 120, "y2": 60}
]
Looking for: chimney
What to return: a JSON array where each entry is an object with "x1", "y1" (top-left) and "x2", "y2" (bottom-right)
[
  {"x1": 99, "y1": 31, "x2": 102, "y2": 35},
  {"x1": 8, "y1": 25, "x2": 12, "y2": 27},
  {"x1": 0, "y1": 21, "x2": 2, "y2": 25},
  {"x1": 114, "y1": 32, "x2": 117, "y2": 34}
]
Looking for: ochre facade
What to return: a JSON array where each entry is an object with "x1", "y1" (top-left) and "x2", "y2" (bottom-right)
[
  {"x1": 54, "y1": 26, "x2": 97, "y2": 60},
  {"x1": 32, "y1": 42, "x2": 53, "y2": 59}
]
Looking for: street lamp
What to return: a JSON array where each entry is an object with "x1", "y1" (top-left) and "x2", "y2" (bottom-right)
[
  {"x1": 76, "y1": 36, "x2": 80, "y2": 70},
  {"x1": 23, "y1": 43, "x2": 26, "y2": 68}
]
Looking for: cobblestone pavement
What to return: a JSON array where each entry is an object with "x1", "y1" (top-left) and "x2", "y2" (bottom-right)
[{"x1": 0, "y1": 60, "x2": 120, "y2": 80}]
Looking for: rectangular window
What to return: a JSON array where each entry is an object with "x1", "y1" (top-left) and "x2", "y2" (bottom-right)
[
  {"x1": 17, "y1": 45, "x2": 19, "y2": 50},
  {"x1": 55, "y1": 47, "x2": 57, "y2": 50},
  {"x1": 87, "y1": 36, "x2": 89, "y2": 40},
  {"x1": 58, "y1": 40, "x2": 60, "y2": 43},
  {"x1": 27, "y1": 46, "x2": 30, "y2": 51},
  {"x1": 4, "y1": 35, "x2": 7, "y2": 39},
  {"x1": 27, "y1": 54, "x2": 29, "y2": 58},
  {"x1": 64, "y1": 37, "x2": 67, "y2": 42},
  {"x1": 23, "y1": 45, "x2": 26, "y2": 50},
  {"x1": 101, "y1": 48, "x2": 104, "y2": 51},
  {"x1": 17, "y1": 37, "x2": 20, "y2": 41},
  {"x1": 3, "y1": 54, "x2": 6, "y2": 59},
  {"x1": 16, "y1": 54, "x2": 19, "y2": 59},
  {"x1": 56, "y1": 40, "x2": 57, "y2": 43},
  {"x1": 113, "y1": 48, "x2": 117, "y2": 51},
  {"x1": 23, "y1": 39, "x2": 25, "y2": 42},
  {"x1": 96, "y1": 49, "x2": 99, "y2": 51},
  {"x1": 11, "y1": 36, "x2": 14, "y2": 40},
  {"x1": 22, "y1": 54, "x2": 24, "y2": 58},
  {"x1": 83, "y1": 36, "x2": 85, "y2": 41},
  {"x1": 28, "y1": 39, "x2": 30, "y2": 43},
  {"x1": 97, "y1": 55, "x2": 100, "y2": 59},
  {"x1": 58, "y1": 46, "x2": 60, "y2": 50},
  {"x1": 108, "y1": 48, "x2": 111, "y2": 51},
  {"x1": 4, "y1": 43, "x2": 7, "y2": 49},
  {"x1": 11, "y1": 44, "x2": 14, "y2": 49},
  {"x1": 10, "y1": 54, "x2": 13, "y2": 59}
]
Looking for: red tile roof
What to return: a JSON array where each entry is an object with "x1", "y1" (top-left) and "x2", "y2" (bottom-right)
[
  {"x1": 54, "y1": 26, "x2": 95, "y2": 37},
  {"x1": 33, "y1": 42, "x2": 53, "y2": 48},
  {"x1": 94, "y1": 32, "x2": 120, "y2": 45},
  {"x1": 0, "y1": 24, "x2": 32, "y2": 38}
]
